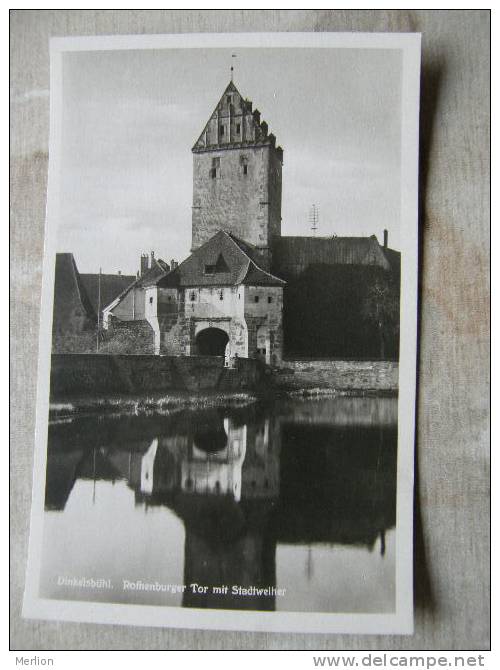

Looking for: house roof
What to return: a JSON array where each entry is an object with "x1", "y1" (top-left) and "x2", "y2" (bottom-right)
[
  {"x1": 81, "y1": 273, "x2": 136, "y2": 315},
  {"x1": 157, "y1": 230, "x2": 286, "y2": 289},
  {"x1": 53, "y1": 253, "x2": 96, "y2": 328},
  {"x1": 272, "y1": 236, "x2": 393, "y2": 275},
  {"x1": 192, "y1": 80, "x2": 283, "y2": 159},
  {"x1": 137, "y1": 259, "x2": 170, "y2": 287},
  {"x1": 102, "y1": 259, "x2": 170, "y2": 312}
]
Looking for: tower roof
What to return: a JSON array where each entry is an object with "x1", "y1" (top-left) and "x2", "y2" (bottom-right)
[{"x1": 192, "y1": 80, "x2": 283, "y2": 159}]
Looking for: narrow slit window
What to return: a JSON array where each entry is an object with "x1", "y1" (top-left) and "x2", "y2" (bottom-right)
[
  {"x1": 220, "y1": 125, "x2": 225, "y2": 136},
  {"x1": 240, "y1": 155, "x2": 249, "y2": 176},
  {"x1": 254, "y1": 295, "x2": 259, "y2": 303},
  {"x1": 268, "y1": 296, "x2": 273, "y2": 303},
  {"x1": 210, "y1": 157, "x2": 220, "y2": 179},
  {"x1": 236, "y1": 123, "x2": 241, "y2": 134},
  {"x1": 219, "y1": 290, "x2": 224, "y2": 301}
]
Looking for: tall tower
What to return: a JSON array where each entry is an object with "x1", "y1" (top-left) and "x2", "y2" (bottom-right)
[{"x1": 191, "y1": 81, "x2": 283, "y2": 269}]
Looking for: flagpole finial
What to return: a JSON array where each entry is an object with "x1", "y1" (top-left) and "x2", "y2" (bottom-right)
[{"x1": 231, "y1": 53, "x2": 237, "y2": 82}]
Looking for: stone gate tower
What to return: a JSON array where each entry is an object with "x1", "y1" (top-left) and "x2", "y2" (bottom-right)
[{"x1": 191, "y1": 81, "x2": 283, "y2": 269}]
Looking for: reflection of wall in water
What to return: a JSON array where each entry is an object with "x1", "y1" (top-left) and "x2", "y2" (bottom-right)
[{"x1": 44, "y1": 401, "x2": 396, "y2": 611}]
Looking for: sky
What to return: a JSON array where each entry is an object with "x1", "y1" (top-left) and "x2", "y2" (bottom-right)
[{"x1": 57, "y1": 47, "x2": 402, "y2": 274}]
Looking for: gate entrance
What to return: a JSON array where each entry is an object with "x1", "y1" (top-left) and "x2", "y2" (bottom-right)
[{"x1": 195, "y1": 327, "x2": 229, "y2": 357}]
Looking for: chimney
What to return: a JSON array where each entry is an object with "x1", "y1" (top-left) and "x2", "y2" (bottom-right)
[
  {"x1": 383, "y1": 229, "x2": 388, "y2": 249},
  {"x1": 150, "y1": 250, "x2": 155, "y2": 266},
  {"x1": 140, "y1": 253, "x2": 149, "y2": 276},
  {"x1": 170, "y1": 259, "x2": 178, "y2": 270}
]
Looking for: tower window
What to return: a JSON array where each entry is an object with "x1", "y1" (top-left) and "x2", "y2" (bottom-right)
[
  {"x1": 236, "y1": 123, "x2": 241, "y2": 134},
  {"x1": 220, "y1": 125, "x2": 225, "y2": 136},
  {"x1": 219, "y1": 290, "x2": 224, "y2": 301},
  {"x1": 149, "y1": 297, "x2": 153, "y2": 304},
  {"x1": 254, "y1": 295, "x2": 259, "y2": 303},
  {"x1": 210, "y1": 157, "x2": 220, "y2": 179},
  {"x1": 227, "y1": 95, "x2": 232, "y2": 104},
  {"x1": 190, "y1": 291, "x2": 196, "y2": 302},
  {"x1": 240, "y1": 155, "x2": 248, "y2": 175},
  {"x1": 243, "y1": 165, "x2": 248, "y2": 175}
]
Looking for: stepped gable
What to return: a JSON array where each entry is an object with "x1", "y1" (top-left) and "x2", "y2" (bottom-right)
[
  {"x1": 157, "y1": 230, "x2": 285, "y2": 289},
  {"x1": 273, "y1": 235, "x2": 392, "y2": 277},
  {"x1": 192, "y1": 80, "x2": 283, "y2": 157}
]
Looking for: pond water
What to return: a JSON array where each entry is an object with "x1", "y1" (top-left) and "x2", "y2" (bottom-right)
[{"x1": 40, "y1": 395, "x2": 397, "y2": 613}]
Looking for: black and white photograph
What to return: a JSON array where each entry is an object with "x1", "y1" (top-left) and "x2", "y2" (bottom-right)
[{"x1": 22, "y1": 32, "x2": 420, "y2": 634}]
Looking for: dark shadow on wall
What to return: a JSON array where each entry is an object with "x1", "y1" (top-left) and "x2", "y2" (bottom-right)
[
  {"x1": 282, "y1": 265, "x2": 400, "y2": 360},
  {"x1": 412, "y1": 46, "x2": 445, "y2": 613}
]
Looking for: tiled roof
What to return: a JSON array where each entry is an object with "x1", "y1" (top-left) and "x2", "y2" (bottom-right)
[
  {"x1": 272, "y1": 236, "x2": 392, "y2": 276},
  {"x1": 81, "y1": 273, "x2": 136, "y2": 316},
  {"x1": 53, "y1": 253, "x2": 96, "y2": 330},
  {"x1": 102, "y1": 259, "x2": 170, "y2": 311},
  {"x1": 158, "y1": 230, "x2": 285, "y2": 289},
  {"x1": 137, "y1": 259, "x2": 170, "y2": 287}
]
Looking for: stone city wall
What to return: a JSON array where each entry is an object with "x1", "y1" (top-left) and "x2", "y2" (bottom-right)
[
  {"x1": 272, "y1": 359, "x2": 399, "y2": 392},
  {"x1": 50, "y1": 354, "x2": 263, "y2": 396}
]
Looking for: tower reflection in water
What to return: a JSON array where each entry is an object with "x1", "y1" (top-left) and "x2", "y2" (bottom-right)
[{"x1": 44, "y1": 398, "x2": 397, "y2": 612}]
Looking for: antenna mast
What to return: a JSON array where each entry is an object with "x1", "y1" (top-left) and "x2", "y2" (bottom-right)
[{"x1": 309, "y1": 204, "x2": 319, "y2": 235}]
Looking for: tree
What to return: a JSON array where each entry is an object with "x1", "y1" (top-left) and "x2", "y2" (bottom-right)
[{"x1": 362, "y1": 274, "x2": 400, "y2": 359}]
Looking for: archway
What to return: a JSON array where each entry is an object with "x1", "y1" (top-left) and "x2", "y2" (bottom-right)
[
  {"x1": 195, "y1": 327, "x2": 229, "y2": 357},
  {"x1": 193, "y1": 415, "x2": 228, "y2": 454}
]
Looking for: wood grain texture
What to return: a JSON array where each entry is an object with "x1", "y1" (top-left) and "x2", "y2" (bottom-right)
[{"x1": 10, "y1": 9, "x2": 490, "y2": 650}]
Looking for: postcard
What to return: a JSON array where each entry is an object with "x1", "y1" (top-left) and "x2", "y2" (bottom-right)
[{"x1": 22, "y1": 31, "x2": 420, "y2": 634}]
